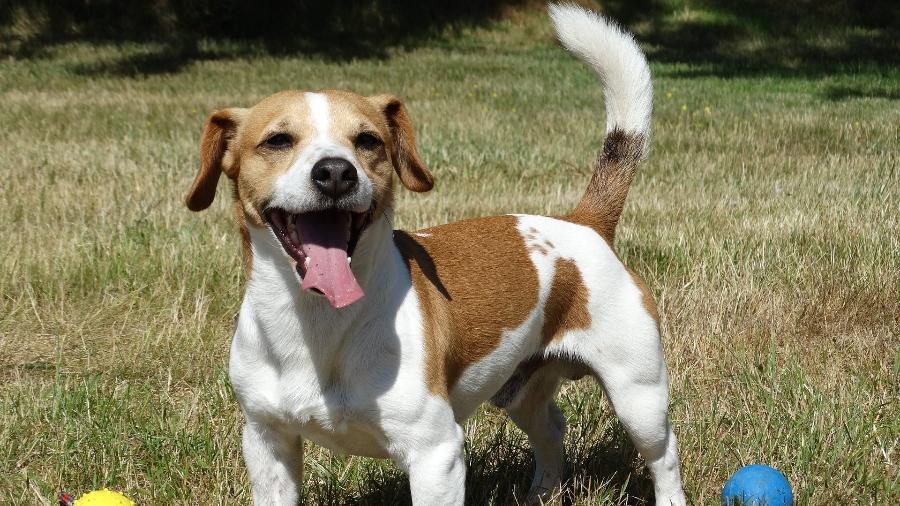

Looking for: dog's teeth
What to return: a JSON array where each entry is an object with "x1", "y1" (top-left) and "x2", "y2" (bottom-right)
[
  {"x1": 347, "y1": 257, "x2": 352, "y2": 265},
  {"x1": 290, "y1": 230, "x2": 300, "y2": 243},
  {"x1": 304, "y1": 257, "x2": 311, "y2": 268}
]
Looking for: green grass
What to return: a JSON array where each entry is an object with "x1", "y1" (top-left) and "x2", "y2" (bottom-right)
[{"x1": 1, "y1": 5, "x2": 898, "y2": 505}]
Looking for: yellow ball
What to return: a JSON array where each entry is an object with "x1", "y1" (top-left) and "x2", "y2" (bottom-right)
[{"x1": 73, "y1": 488, "x2": 134, "y2": 506}]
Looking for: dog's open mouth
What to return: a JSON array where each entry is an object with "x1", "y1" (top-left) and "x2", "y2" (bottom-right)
[{"x1": 265, "y1": 207, "x2": 373, "y2": 309}]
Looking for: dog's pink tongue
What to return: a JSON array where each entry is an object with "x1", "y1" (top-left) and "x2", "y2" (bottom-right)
[{"x1": 295, "y1": 211, "x2": 364, "y2": 309}]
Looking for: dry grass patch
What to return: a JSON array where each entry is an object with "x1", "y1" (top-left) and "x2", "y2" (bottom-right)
[{"x1": 1, "y1": 10, "x2": 898, "y2": 505}]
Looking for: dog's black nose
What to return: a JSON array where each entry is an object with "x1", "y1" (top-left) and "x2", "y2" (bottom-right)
[{"x1": 311, "y1": 157, "x2": 358, "y2": 199}]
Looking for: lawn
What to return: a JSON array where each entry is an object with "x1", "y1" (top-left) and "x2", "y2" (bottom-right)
[{"x1": 1, "y1": 2, "x2": 898, "y2": 505}]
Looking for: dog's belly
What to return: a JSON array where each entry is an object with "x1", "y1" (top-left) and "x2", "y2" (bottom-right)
[
  {"x1": 448, "y1": 324, "x2": 543, "y2": 419},
  {"x1": 299, "y1": 418, "x2": 390, "y2": 459}
]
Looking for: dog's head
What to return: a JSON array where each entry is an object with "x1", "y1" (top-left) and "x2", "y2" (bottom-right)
[{"x1": 185, "y1": 90, "x2": 433, "y2": 308}]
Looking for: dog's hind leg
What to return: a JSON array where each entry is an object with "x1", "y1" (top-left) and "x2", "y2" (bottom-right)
[
  {"x1": 577, "y1": 281, "x2": 687, "y2": 506},
  {"x1": 502, "y1": 362, "x2": 570, "y2": 505}
]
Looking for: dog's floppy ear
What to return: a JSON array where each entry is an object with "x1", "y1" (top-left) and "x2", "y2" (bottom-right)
[
  {"x1": 185, "y1": 107, "x2": 248, "y2": 211},
  {"x1": 369, "y1": 94, "x2": 433, "y2": 192}
]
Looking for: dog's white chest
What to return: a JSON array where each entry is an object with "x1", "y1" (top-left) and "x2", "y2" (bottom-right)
[
  {"x1": 228, "y1": 266, "x2": 418, "y2": 459},
  {"x1": 283, "y1": 376, "x2": 391, "y2": 458},
  {"x1": 230, "y1": 332, "x2": 394, "y2": 458}
]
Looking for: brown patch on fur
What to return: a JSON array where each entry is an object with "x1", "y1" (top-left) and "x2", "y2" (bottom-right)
[
  {"x1": 186, "y1": 107, "x2": 248, "y2": 212},
  {"x1": 395, "y1": 216, "x2": 539, "y2": 397},
  {"x1": 367, "y1": 94, "x2": 433, "y2": 193},
  {"x1": 566, "y1": 129, "x2": 645, "y2": 244},
  {"x1": 541, "y1": 258, "x2": 591, "y2": 346},
  {"x1": 627, "y1": 268, "x2": 660, "y2": 327},
  {"x1": 529, "y1": 244, "x2": 550, "y2": 256}
]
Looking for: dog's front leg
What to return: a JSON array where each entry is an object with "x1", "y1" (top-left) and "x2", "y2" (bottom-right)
[
  {"x1": 402, "y1": 423, "x2": 466, "y2": 506},
  {"x1": 242, "y1": 420, "x2": 304, "y2": 505}
]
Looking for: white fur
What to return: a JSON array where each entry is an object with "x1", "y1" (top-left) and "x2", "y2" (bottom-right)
[
  {"x1": 306, "y1": 91, "x2": 330, "y2": 138},
  {"x1": 269, "y1": 92, "x2": 374, "y2": 214},
  {"x1": 550, "y1": 3, "x2": 652, "y2": 145}
]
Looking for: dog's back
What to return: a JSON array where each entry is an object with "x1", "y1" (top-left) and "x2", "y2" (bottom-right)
[{"x1": 393, "y1": 3, "x2": 656, "y2": 408}]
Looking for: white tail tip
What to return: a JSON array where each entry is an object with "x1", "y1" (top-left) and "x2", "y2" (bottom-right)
[{"x1": 549, "y1": 3, "x2": 653, "y2": 139}]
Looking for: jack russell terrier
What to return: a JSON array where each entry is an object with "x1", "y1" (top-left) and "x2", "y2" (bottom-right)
[{"x1": 185, "y1": 4, "x2": 686, "y2": 505}]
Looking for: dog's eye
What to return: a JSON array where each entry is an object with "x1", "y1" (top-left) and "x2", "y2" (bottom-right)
[
  {"x1": 355, "y1": 132, "x2": 382, "y2": 150},
  {"x1": 263, "y1": 133, "x2": 293, "y2": 149}
]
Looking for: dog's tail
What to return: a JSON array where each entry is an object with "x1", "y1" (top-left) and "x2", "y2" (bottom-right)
[{"x1": 550, "y1": 3, "x2": 652, "y2": 243}]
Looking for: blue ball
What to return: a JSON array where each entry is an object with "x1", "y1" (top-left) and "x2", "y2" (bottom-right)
[{"x1": 722, "y1": 464, "x2": 793, "y2": 506}]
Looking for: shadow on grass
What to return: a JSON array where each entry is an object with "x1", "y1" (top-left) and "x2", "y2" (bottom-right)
[
  {"x1": 0, "y1": 0, "x2": 528, "y2": 76},
  {"x1": 3, "y1": 1, "x2": 899, "y2": 78},
  {"x1": 62, "y1": 43, "x2": 241, "y2": 77},
  {"x1": 823, "y1": 84, "x2": 900, "y2": 101},
  {"x1": 314, "y1": 400, "x2": 654, "y2": 505},
  {"x1": 342, "y1": 449, "x2": 652, "y2": 505},
  {"x1": 601, "y1": 0, "x2": 900, "y2": 78}
]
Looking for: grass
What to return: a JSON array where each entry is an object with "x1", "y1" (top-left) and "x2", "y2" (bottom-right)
[{"x1": 1, "y1": 3, "x2": 898, "y2": 505}]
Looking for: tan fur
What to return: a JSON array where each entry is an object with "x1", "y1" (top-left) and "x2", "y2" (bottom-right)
[
  {"x1": 368, "y1": 94, "x2": 433, "y2": 193},
  {"x1": 321, "y1": 90, "x2": 397, "y2": 216},
  {"x1": 628, "y1": 268, "x2": 660, "y2": 327},
  {"x1": 566, "y1": 129, "x2": 645, "y2": 244},
  {"x1": 186, "y1": 107, "x2": 248, "y2": 212},
  {"x1": 541, "y1": 258, "x2": 591, "y2": 346},
  {"x1": 395, "y1": 216, "x2": 540, "y2": 397},
  {"x1": 233, "y1": 92, "x2": 316, "y2": 227}
]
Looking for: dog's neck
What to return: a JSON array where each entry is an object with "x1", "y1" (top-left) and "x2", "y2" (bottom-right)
[{"x1": 243, "y1": 210, "x2": 406, "y2": 354}]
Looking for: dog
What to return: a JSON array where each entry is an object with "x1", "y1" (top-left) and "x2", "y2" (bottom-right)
[{"x1": 185, "y1": 4, "x2": 686, "y2": 505}]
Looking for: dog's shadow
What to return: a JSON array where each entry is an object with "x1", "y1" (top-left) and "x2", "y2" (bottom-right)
[{"x1": 326, "y1": 402, "x2": 655, "y2": 505}]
